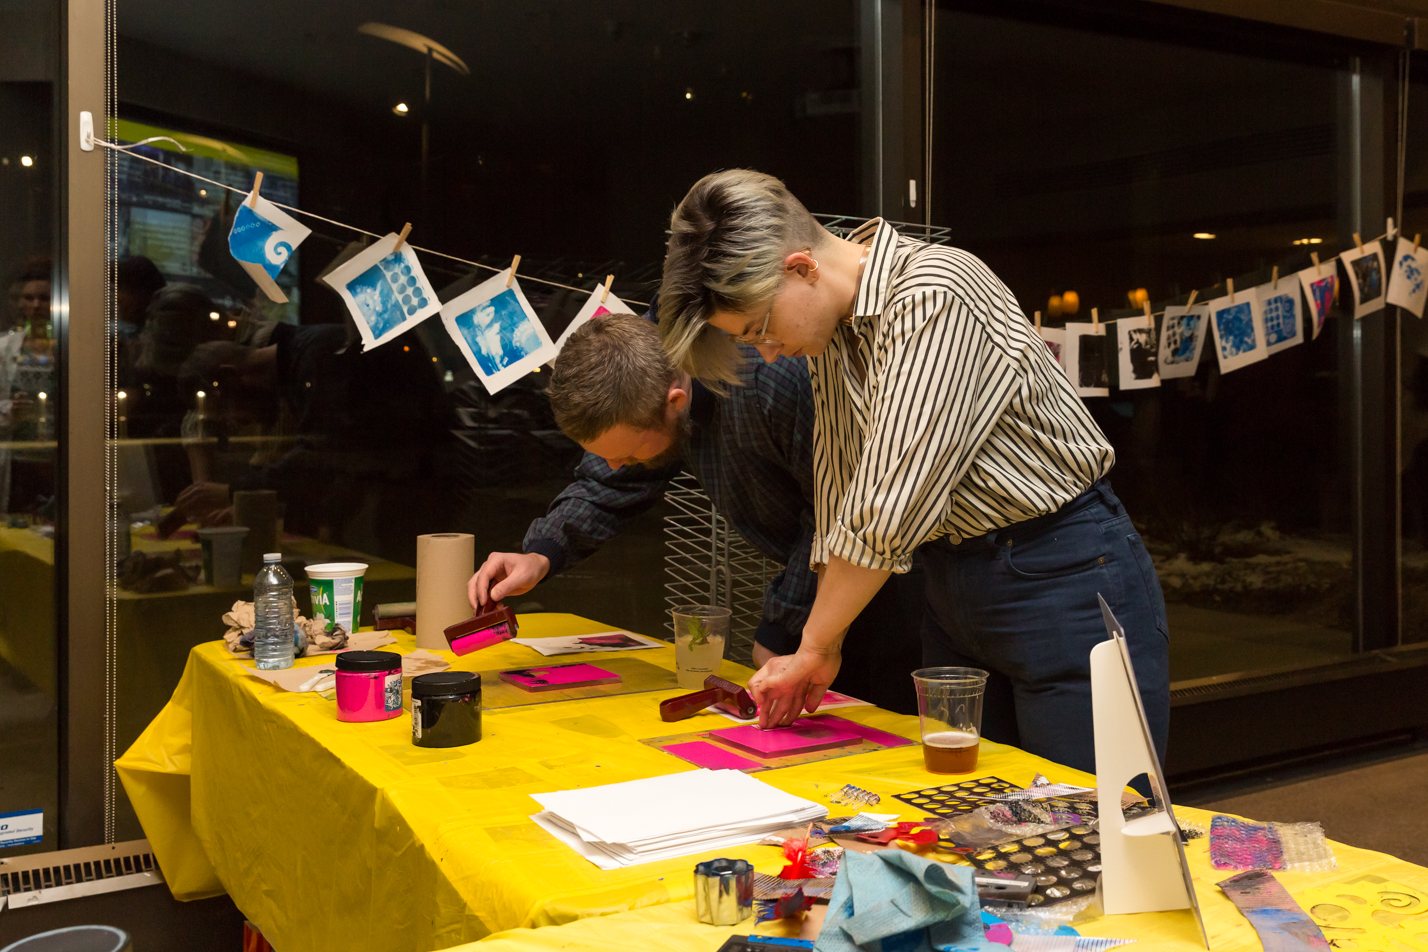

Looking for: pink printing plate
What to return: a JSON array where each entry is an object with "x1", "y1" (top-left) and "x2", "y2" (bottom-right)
[
  {"x1": 497, "y1": 663, "x2": 621, "y2": 692},
  {"x1": 709, "y1": 720, "x2": 864, "y2": 757}
]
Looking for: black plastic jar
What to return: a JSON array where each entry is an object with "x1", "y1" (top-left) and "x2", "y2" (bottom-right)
[{"x1": 411, "y1": 671, "x2": 482, "y2": 748}]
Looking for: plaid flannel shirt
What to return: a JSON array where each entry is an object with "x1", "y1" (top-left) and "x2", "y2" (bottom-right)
[{"x1": 524, "y1": 345, "x2": 818, "y2": 653}]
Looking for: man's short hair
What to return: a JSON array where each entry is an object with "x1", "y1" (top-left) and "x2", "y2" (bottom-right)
[{"x1": 547, "y1": 312, "x2": 676, "y2": 444}]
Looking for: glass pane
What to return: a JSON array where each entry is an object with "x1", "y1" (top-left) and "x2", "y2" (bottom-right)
[
  {"x1": 1402, "y1": 52, "x2": 1428, "y2": 645},
  {"x1": 933, "y1": 7, "x2": 1353, "y2": 682},
  {"x1": 0, "y1": 0, "x2": 60, "y2": 855},
  {"x1": 113, "y1": 2, "x2": 862, "y2": 837}
]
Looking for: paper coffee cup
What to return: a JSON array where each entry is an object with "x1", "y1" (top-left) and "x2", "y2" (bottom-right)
[
  {"x1": 197, "y1": 526, "x2": 249, "y2": 586},
  {"x1": 305, "y1": 562, "x2": 368, "y2": 633}
]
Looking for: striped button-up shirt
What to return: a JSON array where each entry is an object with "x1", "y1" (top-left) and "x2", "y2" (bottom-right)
[{"x1": 806, "y1": 219, "x2": 1115, "y2": 573}]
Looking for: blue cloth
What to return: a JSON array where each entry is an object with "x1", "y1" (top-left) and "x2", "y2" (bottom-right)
[
  {"x1": 920, "y1": 478, "x2": 1171, "y2": 778},
  {"x1": 814, "y1": 850, "x2": 993, "y2": 952}
]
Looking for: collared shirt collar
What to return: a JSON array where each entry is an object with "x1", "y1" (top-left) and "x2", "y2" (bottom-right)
[{"x1": 847, "y1": 218, "x2": 901, "y2": 330}]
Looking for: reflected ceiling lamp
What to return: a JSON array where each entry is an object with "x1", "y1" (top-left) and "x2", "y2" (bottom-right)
[
  {"x1": 1193, "y1": 232, "x2": 1216, "y2": 240},
  {"x1": 358, "y1": 22, "x2": 470, "y2": 214}
]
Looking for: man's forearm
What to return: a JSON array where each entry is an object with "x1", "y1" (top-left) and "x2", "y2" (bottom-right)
[{"x1": 800, "y1": 556, "x2": 891, "y2": 653}]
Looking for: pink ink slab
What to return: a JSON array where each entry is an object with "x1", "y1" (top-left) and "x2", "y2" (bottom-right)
[
  {"x1": 800, "y1": 714, "x2": 915, "y2": 749},
  {"x1": 663, "y1": 741, "x2": 765, "y2": 771},
  {"x1": 497, "y1": 663, "x2": 621, "y2": 692},
  {"x1": 710, "y1": 720, "x2": 864, "y2": 757}
]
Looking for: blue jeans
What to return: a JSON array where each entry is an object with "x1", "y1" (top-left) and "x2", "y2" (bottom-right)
[{"x1": 919, "y1": 479, "x2": 1170, "y2": 776}]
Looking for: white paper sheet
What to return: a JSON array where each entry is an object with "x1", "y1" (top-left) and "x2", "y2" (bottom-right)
[
  {"x1": 1157, "y1": 304, "x2": 1209, "y2": 380},
  {"x1": 441, "y1": 269, "x2": 558, "y2": 394},
  {"x1": 1340, "y1": 241, "x2": 1389, "y2": 319},
  {"x1": 321, "y1": 233, "x2": 442, "y2": 350},
  {"x1": 555, "y1": 283, "x2": 638, "y2": 351},
  {"x1": 509, "y1": 631, "x2": 665, "y2": 656},
  {"x1": 1387, "y1": 237, "x2": 1428, "y2": 318}
]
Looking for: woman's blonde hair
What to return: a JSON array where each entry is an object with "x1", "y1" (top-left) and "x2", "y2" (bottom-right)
[{"x1": 657, "y1": 169, "x2": 821, "y2": 388}]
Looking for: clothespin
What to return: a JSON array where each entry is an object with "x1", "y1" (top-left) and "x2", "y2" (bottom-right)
[
  {"x1": 1388, "y1": 217, "x2": 1397, "y2": 241},
  {"x1": 1144, "y1": 300, "x2": 1153, "y2": 325},
  {"x1": 1415, "y1": 233, "x2": 1422, "y2": 254},
  {"x1": 601, "y1": 274, "x2": 614, "y2": 304},
  {"x1": 1354, "y1": 233, "x2": 1364, "y2": 254},
  {"x1": 1228, "y1": 278, "x2": 1235, "y2": 304},
  {"x1": 1034, "y1": 310, "x2": 1042, "y2": 332},
  {"x1": 249, "y1": 171, "x2": 263, "y2": 208},
  {"x1": 392, "y1": 222, "x2": 412, "y2": 253},
  {"x1": 1272, "y1": 266, "x2": 1279, "y2": 290},
  {"x1": 1091, "y1": 307, "x2": 1099, "y2": 331},
  {"x1": 1186, "y1": 290, "x2": 1198, "y2": 308},
  {"x1": 506, "y1": 254, "x2": 521, "y2": 289},
  {"x1": 1312, "y1": 251, "x2": 1322, "y2": 275}
]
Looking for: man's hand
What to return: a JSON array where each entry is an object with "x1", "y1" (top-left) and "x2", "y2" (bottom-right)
[
  {"x1": 746, "y1": 644, "x2": 842, "y2": 729},
  {"x1": 174, "y1": 482, "x2": 231, "y2": 520},
  {"x1": 469, "y1": 551, "x2": 550, "y2": 610}
]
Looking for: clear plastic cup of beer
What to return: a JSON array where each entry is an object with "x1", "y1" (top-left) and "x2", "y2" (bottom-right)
[{"x1": 911, "y1": 667, "x2": 989, "y2": 774}]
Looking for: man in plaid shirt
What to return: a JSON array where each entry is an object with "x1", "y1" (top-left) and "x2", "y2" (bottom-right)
[{"x1": 468, "y1": 308, "x2": 922, "y2": 711}]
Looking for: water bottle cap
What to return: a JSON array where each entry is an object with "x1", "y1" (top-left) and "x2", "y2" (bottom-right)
[{"x1": 263, "y1": 553, "x2": 282, "y2": 562}]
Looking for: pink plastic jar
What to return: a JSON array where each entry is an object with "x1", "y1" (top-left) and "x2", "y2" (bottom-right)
[{"x1": 335, "y1": 650, "x2": 403, "y2": 722}]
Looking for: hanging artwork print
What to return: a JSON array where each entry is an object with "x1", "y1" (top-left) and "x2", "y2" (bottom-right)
[
  {"x1": 1339, "y1": 241, "x2": 1388, "y2": 319},
  {"x1": 321, "y1": 233, "x2": 442, "y2": 350},
  {"x1": 1294, "y1": 265, "x2": 1336, "y2": 340},
  {"x1": 1256, "y1": 279, "x2": 1303, "y2": 356},
  {"x1": 1157, "y1": 304, "x2": 1210, "y2": 380},
  {"x1": 1114, "y1": 319, "x2": 1159, "y2": 390},
  {"x1": 555, "y1": 283, "x2": 637, "y2": 351},
  {"x1": 441, "y1": 268, "x2": 558, "y2": 394},
  {"x1": 228, "y1": 193, "x2": 311, "y2": 304},
  {"x1": 1386, "y1": 237, "x2": 1428, "y2": 318},
  {"x1": 1209, "y1": 290, "x2": 1267, "y2": 374},
  {"x1": 1062, "y1": 323, "x2": 1109, "y2": 397},
  {"x1": 1037, "y1": 326, "x2": 1066, "y2": 370}
]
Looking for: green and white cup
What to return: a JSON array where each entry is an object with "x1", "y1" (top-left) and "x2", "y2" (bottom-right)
[{"x1": 305, "y1": 562, "x2": 368, "y2": 634}]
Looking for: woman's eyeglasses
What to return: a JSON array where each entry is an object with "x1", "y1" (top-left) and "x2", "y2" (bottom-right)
[{"x1": 729, "y1": 306, "x2": 778, "y2": 346}]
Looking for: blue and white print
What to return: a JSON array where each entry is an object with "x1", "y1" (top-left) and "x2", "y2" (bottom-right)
[
  {"x1": 1387, "y1": 237, "x2": 1428, "y2": 318},
  {"x1": 1209, "y1": 292, "x2": 1266, "y2": 374},
  {"x1": 454, "y1": 288, "x2": 544, "y2": 375},
  {"x1": 1339, "y1": 242, "x2": 1388, "y2": 320},
  {"x1": 441, "y1": 268, "x2": 559, "y2": 395},
  {"x1": 1257, "y1": 281, "x2": 1302, "y2": 356},
  {"x1": 228, "y1": 193, "x2": 310, "y2": 304},
  {"x1": 320, "y1": 232, "x2": 442, "y2": 351},
  {"x1": 1158, "y1": 304, "x2": 1210, "y2": 380},
  {"x1": 1294, "y1": 267, "x2": 1336, "y2": 340}
]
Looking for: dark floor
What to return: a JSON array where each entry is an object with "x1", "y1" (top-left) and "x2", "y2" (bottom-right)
[{"x1": 1172, "y1": 733, "x2": 1428, "y2": 866}]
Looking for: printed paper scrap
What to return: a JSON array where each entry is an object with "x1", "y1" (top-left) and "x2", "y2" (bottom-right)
[
  {"x1": 229, "y1": 193, "x2": 311, "y2": 304},
  {"x1": 321, "y1": 233, "x2": 442, "y2": 351},
  {"x1": 1340, "y1": 241, "x2": 1389, "y2": 320},
  {"x1": 1387, "y1": 237, "x2": 1428, "y2": 318},
  {"x1": 555, "y1": 283, "x2": 637, "y2": 351},
  {"x1": 441, "y1": 268, "x2": 558, "y2": 395},
  {"x1": 1218, "y1": 869, "x2": 1330, "y2": 952},
  {"x1": 1157, "y1": 304, "x2": 1210, "y2": 380}
]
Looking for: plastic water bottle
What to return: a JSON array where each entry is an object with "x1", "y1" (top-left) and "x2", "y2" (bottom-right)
[{"x1": 253, "y1": 553, "x2": 296, "y2": 670}]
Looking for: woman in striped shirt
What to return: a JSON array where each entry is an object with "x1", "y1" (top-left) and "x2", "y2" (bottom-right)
[{"x1": 658, "y1": 170, "x2": 1169, "y2": 774}]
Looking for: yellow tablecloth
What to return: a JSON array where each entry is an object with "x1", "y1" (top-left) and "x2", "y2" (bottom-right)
[{"x1": 117, "y1": 613, "x2": 1428, "y2": 952}]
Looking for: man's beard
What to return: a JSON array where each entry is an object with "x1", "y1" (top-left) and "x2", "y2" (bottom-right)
[{"x1": 640, "y1": 411, "x2": 693, "y2": 468}]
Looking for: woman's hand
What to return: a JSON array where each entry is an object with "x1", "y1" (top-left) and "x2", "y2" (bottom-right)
[{"x1": 747, "y1": 644, "x2": 842, "y2": 729}]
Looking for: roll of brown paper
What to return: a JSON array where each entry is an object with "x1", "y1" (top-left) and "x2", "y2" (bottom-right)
[
  {"x1": 232, "y1": 489, "x2": 278, "y2": 574},
  {"x1": 415, "y1": 533, "x2": 476, "y2": 650}
]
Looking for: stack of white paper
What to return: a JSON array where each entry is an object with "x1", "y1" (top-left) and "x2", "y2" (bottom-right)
[{"x1": 530, "y1": 769, "x2": 827, "y2": 869}]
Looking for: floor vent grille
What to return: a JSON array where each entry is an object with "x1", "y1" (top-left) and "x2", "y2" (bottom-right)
[{"x1": 0, "y1": 840, "x2": 162, "y2": 909}]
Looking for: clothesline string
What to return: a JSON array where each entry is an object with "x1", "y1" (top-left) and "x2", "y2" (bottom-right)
[{"x1": 91, "y1": 135, "x2": 651, "y2": 307}]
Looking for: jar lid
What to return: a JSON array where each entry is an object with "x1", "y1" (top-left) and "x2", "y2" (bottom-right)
[
  {"x1": 411, "y1": 671, "x2": 482, "y2": 697},
  {"x1": 336, "y1": 650, "x2": 402, "y2": 673}
]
